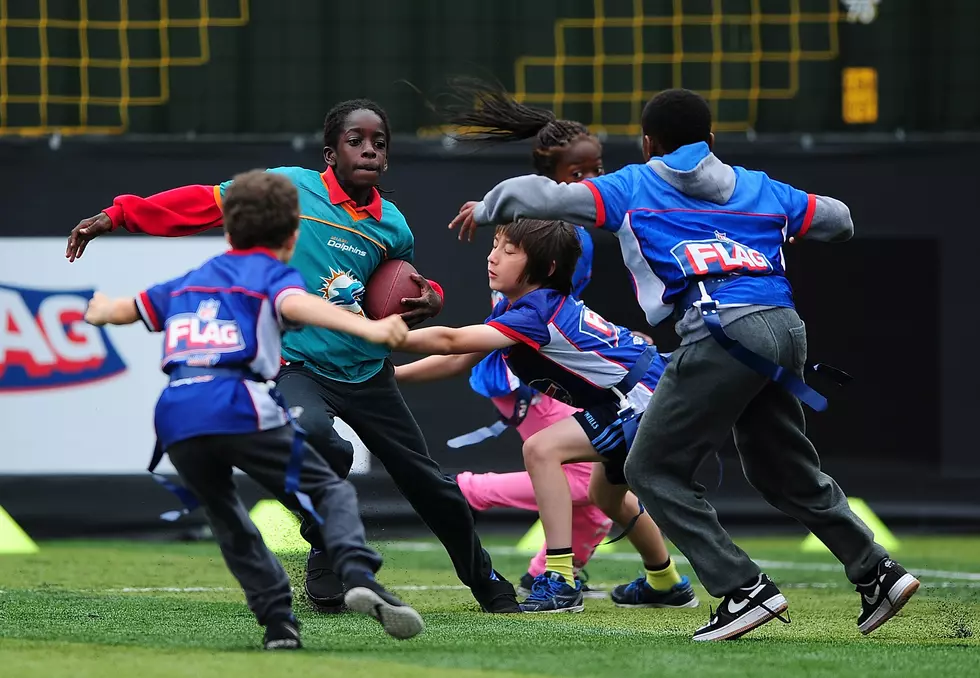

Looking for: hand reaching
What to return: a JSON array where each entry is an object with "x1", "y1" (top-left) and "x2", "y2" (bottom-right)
[
  {"x1": 84, "y1": 291, "x2": 112, "y2": 326},
  {"x1": 67, "y1": 212, "x2": 113, "y2": 262},
  {"x1": 366, "y1": 315, "x2": 409, "y2": 348},
  {"x1": 447, "y1": 201, "x2": 480, "y2": 242}
]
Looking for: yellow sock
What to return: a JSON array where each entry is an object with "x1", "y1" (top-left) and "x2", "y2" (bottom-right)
[
  {"x1": 545, "y1": 551, "x2": 575, "y2": 583},
  {"x1": 645, "y1": 559, "x2": 683, "y2": 591}
]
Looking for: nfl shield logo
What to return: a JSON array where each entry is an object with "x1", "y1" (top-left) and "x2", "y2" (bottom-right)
[{"x1": 197, "y1": 299, "x2": 220, "y2": 321}]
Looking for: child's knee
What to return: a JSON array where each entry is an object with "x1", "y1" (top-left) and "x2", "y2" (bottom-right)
[
  {"x1": 522, "y1": 434, "x2": 553, "y2": 470},
  {"x1": 588, "y1": 485, "x2": 617, "y2": 516}
]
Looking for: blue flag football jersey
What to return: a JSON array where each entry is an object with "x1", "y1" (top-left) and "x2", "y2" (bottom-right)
[
  {"x1": 487, "y1": 288, "x2": 665, "y2": 412},
  {"x1": 135, "y1": 248, "x2": 308, "y2": 448},
  {"x1": 469, "y1": 226, "x2": 594, "y2": 399},
  {"x1": 583, "y1": 142, "x2": 815, "y2": 325}
]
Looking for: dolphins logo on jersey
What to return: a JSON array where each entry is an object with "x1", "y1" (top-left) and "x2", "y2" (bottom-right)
[{"x1": 320, "y1": 268, "x2": 365, "y2": 316}]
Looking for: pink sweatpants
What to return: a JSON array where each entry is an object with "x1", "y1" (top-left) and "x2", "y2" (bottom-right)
[{"x1": 456, "y1": 392, "x2": 612, "y2": 575}]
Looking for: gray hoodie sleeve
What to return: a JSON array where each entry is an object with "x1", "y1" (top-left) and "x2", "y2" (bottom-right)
[
  {"x1": 471, "y1": 175, "x2": 599, "y2": 227},
  {"x1": 804, "y1": 195, "x2": 854, "y2": 242}
]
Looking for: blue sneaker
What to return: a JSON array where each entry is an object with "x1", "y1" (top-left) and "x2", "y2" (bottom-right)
[
  {"x1": 611, "y1": 575, "x2": 700, "y2": 609},
  {"x1": 520, "y1": 571, "x2": 585, "y2": 613}
]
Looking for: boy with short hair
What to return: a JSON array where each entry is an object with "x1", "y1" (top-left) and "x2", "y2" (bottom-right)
[
  {"x1": 84, "y1": 170, "x2": 424, "y2": 650},
  {"x1": 397, "y1": 218, "x2": 697, "y2": 614},
  {"x1": 449, "y1": 89, "x2": 918, "y2": 640}
]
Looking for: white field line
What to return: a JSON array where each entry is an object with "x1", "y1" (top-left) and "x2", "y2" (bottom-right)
[
  {"x1": 380, "y1": 541, "x2": 980, "y2": 581},
  {"x1": 3, "y1": 581, "x2": 980, "y2": 595}
]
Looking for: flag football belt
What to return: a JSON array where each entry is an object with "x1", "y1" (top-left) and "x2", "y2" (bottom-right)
[
  {"x1": 678, "y1": 276, "x2": 851, "y2": 412},
  {"x1": 147, "y1": 365, "x2": 324, "y2": 525},
  {"x1": 446, "y1": 383, "x2": 537, "y2": 449}
]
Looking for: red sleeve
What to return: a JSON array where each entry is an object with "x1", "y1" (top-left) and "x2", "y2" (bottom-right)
[
  {"x1": 428, "y1": 279, "x2": 444, "y2": 302},
  {"x1": 103, "y1": 184, "x2": 223, "y2": 237}
]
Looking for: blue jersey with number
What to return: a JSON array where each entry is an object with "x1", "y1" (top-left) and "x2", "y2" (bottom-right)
[
  {"x1": 469, "y1": 226, "x2": 594, "y2": 399},
  {"x1": 136, "y1": 248, "x2": 308, "y2": 448},
  {"x1": 486, "y1": 288, "x2": 664, "y2": 412},
  {"x1": 583, "y1": 142, "x2": 816, "y2": 325}
]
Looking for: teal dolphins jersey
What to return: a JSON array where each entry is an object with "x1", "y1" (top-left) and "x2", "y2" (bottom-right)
[{"x1": 216, "y1": 166, "x2": 415, "y2": 383}]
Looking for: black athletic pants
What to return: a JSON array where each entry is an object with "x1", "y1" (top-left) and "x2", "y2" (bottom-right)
[
  {"x1": 276, "y1": 360, "x2": 497, "y2": 589},
  {"x1": 167, "y1": 426, "x2": 382, "y2": 625}
]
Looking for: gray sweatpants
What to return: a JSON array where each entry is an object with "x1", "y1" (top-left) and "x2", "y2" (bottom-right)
[
  {"x1": 624, "y1": 307, "x2": 887, "y2": 597},
  {"x1": 167, "y1": 425, "x2": 382, "y2": 625}
]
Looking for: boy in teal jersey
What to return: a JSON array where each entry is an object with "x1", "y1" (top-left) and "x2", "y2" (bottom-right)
[
  {"x1": 65, "y1": 99, "x2": 521, "y2": 615},
  {"x1": 215, "y1": 163, "x2": 413, "y2": 383}
]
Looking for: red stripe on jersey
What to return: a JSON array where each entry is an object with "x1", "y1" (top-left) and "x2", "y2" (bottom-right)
[
  {"x1": 488, "y1": 320, "x2": 541, "y2": 350},
  {"x1": 798, "y1": 193, "x2": 817, "y2": 238},
  {"x1": 583, "y1": 180, "x2": 606, "y2": 228}
]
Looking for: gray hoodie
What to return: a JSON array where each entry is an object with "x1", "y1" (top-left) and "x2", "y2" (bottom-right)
[{"x1": 472, "y1": 152, "x2": 853, "y2": 344}]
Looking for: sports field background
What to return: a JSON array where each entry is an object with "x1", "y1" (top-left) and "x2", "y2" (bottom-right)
[{"x1": 2, "y1": 533, "x2": 977, "y2": 677}]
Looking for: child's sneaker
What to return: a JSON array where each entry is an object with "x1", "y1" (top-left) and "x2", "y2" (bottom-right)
[
  {"x1": 305, "y1": 549, "x2": 346, "y2": 613},
  {"x1": 692, "y1": 573, "x2": 789, "y2": 641},
  {"x1": 611, "y1": 575, "x2": 699, "y2": 608},
  {"x1": 518, "y1": 570, "x2": 604, "y2": 599},
  {"x1": 344, "y1": 578, "x2": 425, "y2": 640},
  {"x1": 263, "y1": 616, "x2": 302, "y2": 650},
  {"x1": 856, "y1": 557, "x2": 920, "y2": 635},
  {"x1": 519, "y1": 571, "x2": 585, "y2": 613},
  {"x1": 517, "y1": 571, "x2": 535, "y2": 598},
  {"x1": 473, "y1": 570, "x2": 522, "y2": 613}
]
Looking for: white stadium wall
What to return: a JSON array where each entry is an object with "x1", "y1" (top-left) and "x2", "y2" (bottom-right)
[{"x1": 0, "y1": 237, "x2": 370, "y2": 475}]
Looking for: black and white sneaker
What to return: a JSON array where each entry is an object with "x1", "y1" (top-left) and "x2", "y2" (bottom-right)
[
  {"x1": 856, "y1": 557, "x2": 919, "y2": 635},
  {"x1": 263, "y1": 617, "x2": 302, "y2": 650},
  {"x1": 692, "y1": 573, "x2": 789, "y2": 642},
  {"x1": 344, "y1": 580, "x2": 425, "y2": 640}
]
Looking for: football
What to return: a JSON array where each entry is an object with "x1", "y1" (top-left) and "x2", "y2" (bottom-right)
[{"x1": 363, "y1": 259, "x2": 421, "y2": 319}]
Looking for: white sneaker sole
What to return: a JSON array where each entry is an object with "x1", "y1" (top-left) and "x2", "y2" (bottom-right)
[
  {"x1": 692, "y1": 593, "x2": 788, "y2": 641},
  {"x1": 614, "y1": 596, "x2": 700, "y2": 609},
  {"x1": 520, "y1": 603, "x2": 585, "y2": 614},
  {"x1": 344, "y1": 587, "x2": 425, "y2": 640},
  {"x1": 582, "y1": 589, "x2": 607, "y2": 600},
  {"x1": 858, "y1": 573, "x2": 920, "y2": 635}
]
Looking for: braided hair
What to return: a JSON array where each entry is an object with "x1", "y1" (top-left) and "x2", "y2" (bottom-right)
[
  {"x1": 441, "y1": 77, "x2": 592, "y2": 180},
  {"x1": 322, "y1": 98, "x2": 391, "y2": 150}
]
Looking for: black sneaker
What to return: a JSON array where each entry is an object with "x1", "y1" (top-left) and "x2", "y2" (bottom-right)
[
  {"x1": 611, "y1": 575, "x2": 699, "y2": 608},
  {"x1": 263, "y1": 617, "x2": 302, "y2": 650},
  {"x1": 473, "y1": 571, "x2": 522, "y2": 613},
  {"x1": 856, "y1": 557, "x2": 920, "y2": 635},
  {"x1": 344, "y1": 578, "x2": 425, "y2": 640},
  {"x1": 517, "y1": 572, "x2": 535, "y2": 598},
  {"x1": 692, "y1": 574, "x2": 789, "y2": 642},
  {"x1": 305, "y1": 549, "x2": 346, "y2": 613}
]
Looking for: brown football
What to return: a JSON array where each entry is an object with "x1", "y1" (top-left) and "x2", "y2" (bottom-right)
[{"x1": 363, "y1": 259, "x2": 421, "y2": 319}]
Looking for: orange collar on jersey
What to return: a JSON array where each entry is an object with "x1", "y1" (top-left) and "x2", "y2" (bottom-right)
[{"x1": 321, "y1": 166, "x2": 383, "y2": 221}]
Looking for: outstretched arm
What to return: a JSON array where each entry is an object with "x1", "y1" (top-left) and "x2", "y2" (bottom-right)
[
  {"x1": 448, "y1": 176, "x2": 598, "y2": 241},
  {"x1": 280, "y1": 293, "x2": 408, "y2": 348},
  {"x1": 799, "y1": 195, "x2": 853, "y2": 243},
  {"x1": 394, "y1": 352, "x2": 487, "y2": 384},
  {"x1": 401, "y1": 324, "x2": 516, "y2": 355},
  {"x1": 67, "y1": 184, "x2": 224, "y2": 261},
  {"x1": 84, "y1": 292, "x2": 140, "y2": 326}
]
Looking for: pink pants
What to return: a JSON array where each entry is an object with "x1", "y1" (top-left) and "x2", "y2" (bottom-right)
[{"x1": 456, "y1": 392, "x2": 612, "y2": 575}]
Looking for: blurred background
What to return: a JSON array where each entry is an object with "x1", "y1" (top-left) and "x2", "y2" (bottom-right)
[{"x1": 1, "y1": 0, "x2": 977, "y2": 541}]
